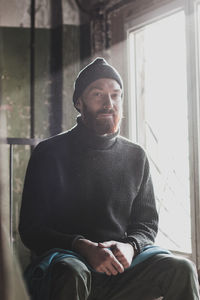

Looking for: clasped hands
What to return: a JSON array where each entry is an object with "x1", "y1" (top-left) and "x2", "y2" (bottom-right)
[{"x1": 74, "y1": 239, "x2": 134, "y2": 276}]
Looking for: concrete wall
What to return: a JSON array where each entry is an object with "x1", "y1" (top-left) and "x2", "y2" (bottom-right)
[
  {"x1": 0, "y1": 0, "x2": 89, "y2": 269},
  {"x1": 0, "y1": 0, "x2": 80, "y2": 28},
  {"x1": 0, "y1": 0, "x2": 83, "y2": 137}
]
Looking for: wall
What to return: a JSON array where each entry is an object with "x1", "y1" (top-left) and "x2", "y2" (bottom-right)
[{"x1": 0, "y1": 0, "x2": 90, "y2": 269}]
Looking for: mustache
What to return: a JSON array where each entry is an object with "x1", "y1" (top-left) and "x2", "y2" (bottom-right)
[{"x1": 97, "y1": 108, "x2": 115, "y2": 115}]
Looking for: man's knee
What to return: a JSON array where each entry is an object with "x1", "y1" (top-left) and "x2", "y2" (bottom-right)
[
  {"x1": 149, "y1": 254, "x2": 198, "y2": 281},
  {"x1": 169, "y1": 256, "x2": 195, "y2": 271},
  {"x1": 159, "y1": 254, "x2": 198, "y2": 281},
  {"x1": 50, "y1": 258, "x2": 91, "y2": 300},
  {"x1": 172, "y1": 256, "x2": 198, "y2": 278},
  {"x1": 52, "y1": 257, "x2": 91, "y2": 283}
]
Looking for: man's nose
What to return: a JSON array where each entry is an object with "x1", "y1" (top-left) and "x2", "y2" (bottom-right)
[{"x1": 103, "y1": 94, "x2": 113, "y2": 109}]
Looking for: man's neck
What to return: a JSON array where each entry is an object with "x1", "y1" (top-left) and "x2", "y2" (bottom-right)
[{"x1": 75, "y1": 116, "x2": 119, "y2": 150}]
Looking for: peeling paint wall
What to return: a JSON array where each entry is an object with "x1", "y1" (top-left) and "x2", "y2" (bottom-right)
[
  {"x1": 0, "y1": 0, "x2": 81, "y2": 28},
  {"x1": 0, "y1": 0, "x2": 88, "y2": 269},
  {"x1": 0, "y1": 28, "x2": 30, "y2": 138},
  {"x1": 0, "y1": 0, "x2": 83, "y2": 136},
  {"x1": 0, "y1": 26, "x2": 32, "y2": 269},
  {"x1": 0, "y1": 0, "x2": 31, "y2": 28}
]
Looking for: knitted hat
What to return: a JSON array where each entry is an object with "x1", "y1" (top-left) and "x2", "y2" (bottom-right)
[{"x1": 72, "y1": 57, "x2": 123, "y2": 105}]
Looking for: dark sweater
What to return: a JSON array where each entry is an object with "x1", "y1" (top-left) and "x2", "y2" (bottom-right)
[{"x1": 19, "y1": 118, "x2": 158, "y2": 256}]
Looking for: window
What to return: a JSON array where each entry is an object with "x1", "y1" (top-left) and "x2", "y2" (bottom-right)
[{"x1": 127, "y1": 0, "x2": 200, "y2": 264}]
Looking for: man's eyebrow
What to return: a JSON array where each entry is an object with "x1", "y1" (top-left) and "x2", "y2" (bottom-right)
[{"x1": 113, "y1": 89, "x2": 122, "y2": 92}]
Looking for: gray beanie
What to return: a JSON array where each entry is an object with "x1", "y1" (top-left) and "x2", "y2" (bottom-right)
[{"x1": 73, "y1": 57, "x2": 123, "y2": 105}]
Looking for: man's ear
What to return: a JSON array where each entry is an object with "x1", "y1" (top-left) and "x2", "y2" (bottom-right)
[{"x1": 74, "y1": 97, "x2": 82, "y2": 113}]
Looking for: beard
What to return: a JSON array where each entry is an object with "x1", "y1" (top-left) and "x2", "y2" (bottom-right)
[{"x1": 81, "y1": 102, "x2": 122, "y2": 135}]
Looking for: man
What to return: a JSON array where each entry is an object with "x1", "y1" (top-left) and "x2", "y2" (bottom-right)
[{"x1": 19, "y1": 58, "x2": 199, "y2": 300}]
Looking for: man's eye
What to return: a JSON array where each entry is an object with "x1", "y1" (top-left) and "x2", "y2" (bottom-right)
[
  {"x1": 94, "y1": 92, "x2": 102, "y2": 97},
  {"x1": 112, "y1": 93, "x2": 121, "y2": 99}
]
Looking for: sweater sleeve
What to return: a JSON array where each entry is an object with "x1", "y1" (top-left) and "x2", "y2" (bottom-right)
[
  {"x1": 126, "y1": 154, "x2": 159, "y2": 253},
  {"x1": 18, "y1": 142, "x2": 84, "y2": 256}
]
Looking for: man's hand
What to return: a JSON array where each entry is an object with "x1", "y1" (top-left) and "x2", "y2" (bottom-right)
[
  {"x1": 98, "y1": 240, "x2": 134, "y2": 269},
  {"x1": 73, "y1": 239, "x2": 124, "y2": 276}
]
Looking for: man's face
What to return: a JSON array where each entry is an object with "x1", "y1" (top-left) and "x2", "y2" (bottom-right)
[{"x1": 76, "y1": 78, "x2": 123, "y2": 135}]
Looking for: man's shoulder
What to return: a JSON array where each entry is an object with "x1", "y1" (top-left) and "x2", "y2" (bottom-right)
[
  {"x1": 33, "y1": 126, "x2": 76, "y2": 155},
  {"x1": 117, "y1": 136, "x2": 148, "y2": 168},
  {"x1": 117, "y1": 135, "x2": 146, "y2": 154}
]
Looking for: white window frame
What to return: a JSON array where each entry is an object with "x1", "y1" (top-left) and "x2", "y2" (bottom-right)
[{"x1": 125, "y1": 0, "x2": 200, "y2": 268}]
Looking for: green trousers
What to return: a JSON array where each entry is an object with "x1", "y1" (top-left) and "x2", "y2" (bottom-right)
[{"x1": 49, "y1": 254, "x2": 199, "y2": 300}]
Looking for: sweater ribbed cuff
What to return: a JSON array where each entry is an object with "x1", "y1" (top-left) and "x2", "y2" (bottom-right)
[
  {"x1": 121, "y1": 236, "x2": 141, "y2": 255},
  {"x1": 71, "y1": 235, "x2": 85, "y2": 251}
]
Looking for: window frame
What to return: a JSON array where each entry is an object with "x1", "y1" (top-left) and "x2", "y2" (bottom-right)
[{"x1": 125, "y1": 0, "x2": 200, "y2": 267}]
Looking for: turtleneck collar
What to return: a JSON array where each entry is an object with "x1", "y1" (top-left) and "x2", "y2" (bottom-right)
[{"x1": 73, "y1": 116, "x2": 119, "y2": 150}]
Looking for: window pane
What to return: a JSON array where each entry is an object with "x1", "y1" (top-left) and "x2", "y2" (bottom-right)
[{"x1": 129, "y1": 11, "x2": 191, "y2": 253}]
